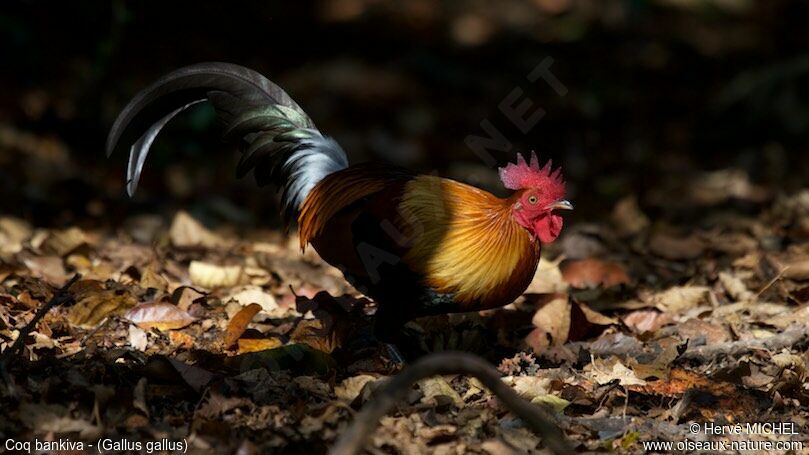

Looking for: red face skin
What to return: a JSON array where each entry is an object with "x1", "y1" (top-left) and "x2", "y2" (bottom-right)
[{"x1": 511, "y1": 189, "x2": 565, "y2": 244}]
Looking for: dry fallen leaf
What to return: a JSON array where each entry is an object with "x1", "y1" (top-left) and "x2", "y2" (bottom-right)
[
  {"x1": 418, "y1": 376, "x2": 464, "y2": 407},
  {"x1": 125, "y1": 302, "x2": 196, "y2": 331},
  {"x1": 524, "y1": 257, "x2": 568, "y2": 294},
  {"x1": 647, "y1": 285, "x2": 710, "y2": 313},
  {"x1": 335, "y1": 374, "x2": 380, "y2": 402},
  {"x1": 169, "y1": 210, "x2": 225, "y2": 249},
  {"x1": 237, "y1": 338, "x2": 283, "y2": 353},
  {"x1": 169, "y1": 331, "x2": 195, "y2": 349},
  {"x1": 526, "y1": 294, "x2": 615, "y2": 354},
  {"x1": 23, "y1": 255, "x2": 67, "y2": 286},
  {"x1": 224, "y1": 303, "x2": 262, "y2": 348},
  {"x1": 68, "y1": 280, "x2": 137, "y2": 327},
  {"x1": 783, "y1": 259, "x2": 809, "y2": 281},
  {"x1": 0, "y1": 216, "x2": 32, "y2": 254},
  {"x1": 226, "y1": 285, "x2": 279, "y2": 314},
  {"x1": 189, "y1": 261, "x2": 244, "y2": 288},
  {"x1": 173, "y1": 286, "x2": 206, "y2": 311},
  {"x1": 648, "y1": 232, "x2": 705, "y2": 260},
  {"x1": 505, "y1": 375, "x2": 552, "y2": 401},
  {"x1": 611, "y1": 195, "x2": 649, "y2": 237},
  {"x1": 622, "y1": 310, "x2": 671, "y2": 333},
  {"x1": 527, "y1": 294, "x2": 571, "y2": 352},
  {"x1": 560, "y1": 258, "x2": 630, "y2": 288},
  {"x1": 128, "y1": 324, "x2": 148, "y2": 351},
  {"x1": 586, "y1": 357, "x2": 647, "y2": 386},
  {"x1": 40, "y1": 227, "x2": 87, "y2": 256},
  {"x1": 718, "y1": 271, "x2": 753, "y2": 301},
  {"x1": 140, "y1": 265, "x2": 169, "y2": 292}
]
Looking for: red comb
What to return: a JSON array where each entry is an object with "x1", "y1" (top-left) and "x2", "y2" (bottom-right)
[{"x1": 498, "y1": 152, "x2": 565, "y2": 199}]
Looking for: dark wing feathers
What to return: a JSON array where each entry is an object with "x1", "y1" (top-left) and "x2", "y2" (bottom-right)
[{"x1": 107, "y1": 62, "x2": 347, "y2": 221}]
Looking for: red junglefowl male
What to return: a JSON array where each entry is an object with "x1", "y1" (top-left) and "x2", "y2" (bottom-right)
[{"x1": 107, "y1": 62, "x2": 573, "y2": 346}]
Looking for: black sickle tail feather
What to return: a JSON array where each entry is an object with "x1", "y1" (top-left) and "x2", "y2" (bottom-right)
[{"x1": 106, "y1": 62, "x2": 348, "y2": 223}]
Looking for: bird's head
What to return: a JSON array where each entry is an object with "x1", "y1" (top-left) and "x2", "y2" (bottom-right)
[{"x1": 499, "y1": 152, "x2": 572, "y2": 244}]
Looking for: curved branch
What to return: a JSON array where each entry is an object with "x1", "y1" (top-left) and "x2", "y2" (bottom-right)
[{"x1": 329, "y1": 351, "x2": 573, "y2": 455}]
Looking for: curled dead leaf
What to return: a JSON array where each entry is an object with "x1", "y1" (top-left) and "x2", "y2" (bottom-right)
[
  {"x1": 226, "y1": 285, "x2": 279, "y2": 314},
  {"x1": 525, "y1": 294, "x2": 615, "y2": 354},
  {"x1": 224, "y1": 303, "x2": 262, "y2": 348},
  {"x1": 125, "y1": 302, "x2": 196, "y2": 331},
  {"x1": 189, "y1": 261, "x2": 244, "y2": 288}
]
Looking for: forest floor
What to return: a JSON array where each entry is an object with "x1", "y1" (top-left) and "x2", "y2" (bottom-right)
[{"x1": 2, "y1": 172, "x2": 809, "y2": 454}]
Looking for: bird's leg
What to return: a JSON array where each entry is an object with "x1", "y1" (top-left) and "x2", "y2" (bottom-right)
[
  {"x1": 383, "y1": 343, "x2": 406, "y2": 365},
  {"x1": 373, "y1": 304, "x2": 410, "y2": 365}
]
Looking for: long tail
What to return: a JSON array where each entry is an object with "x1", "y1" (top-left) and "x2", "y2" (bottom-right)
[{"x1": 106, "y1": 62, "x2": 348, "y2": 222}]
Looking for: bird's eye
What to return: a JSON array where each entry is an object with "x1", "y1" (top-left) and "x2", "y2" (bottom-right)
[{"x1": 528, "y1": 195, "x2": 538, "y2": 204}]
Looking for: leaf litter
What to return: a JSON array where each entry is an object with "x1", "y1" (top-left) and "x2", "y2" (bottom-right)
[{"x1": 2, "y1": 185, "x2": 809, "y2": 453}]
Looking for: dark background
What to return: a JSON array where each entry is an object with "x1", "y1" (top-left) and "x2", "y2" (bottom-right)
[{"x1": 1, "y1": 0, "x2": 807, "y2": 229}]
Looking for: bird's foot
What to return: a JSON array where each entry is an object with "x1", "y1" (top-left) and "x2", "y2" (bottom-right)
[{"x1": 382, "y1": 342, "x2": 406, "y2": 367}]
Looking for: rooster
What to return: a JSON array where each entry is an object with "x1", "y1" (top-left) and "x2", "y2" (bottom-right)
[{"x1": 107, "y1": 63, "x2": 572, "y2": 343}]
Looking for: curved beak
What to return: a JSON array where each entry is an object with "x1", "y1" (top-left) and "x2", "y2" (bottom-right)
[{"x1": 547, "y1": 199, "x2": 573, "y2": 211}]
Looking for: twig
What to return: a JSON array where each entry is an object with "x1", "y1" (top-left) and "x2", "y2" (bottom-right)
[
  {"x1": 755, "y1": 266, "x2": 787, "y2": 299},
  {"x1": 0, "y1": 274, "x2": 81, "y2": 366},
  {"x1": 329, "y1": 351, "x2": 573, "y2": 455}
]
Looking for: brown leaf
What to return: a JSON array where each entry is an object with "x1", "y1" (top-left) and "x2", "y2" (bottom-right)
[
  {"x1": 622, "y1": 310, "x2": 671, "y2": 334},
  {"x1": 586, "y1": 357, "x2": 646, "y2": 386},
  {"x1": 647, "y1": 285, "x2": 710, "y2": 313},
  {"x1": 169, "y1": 331, "x2": 195, "y2": 349},
  {"x1": 676, "y1": 318, "x2": 731, "y2": 344},
  {"x1": 237, "y1": 338, "x2": 283, "y2": 353},
  {"x1": 334, "y1": 374, "x2": 380, "y2": 402},
  {"x1": 0, "y1": 216, "x2": 31, "y2": 254},
  {"x1": 783, "y1": 259, "x2": 809, "y2": 281},
  {"x1": 172, "y1": 286, "x2": 206, "y2": 311},
  {"x1": 226, "y1": 285, "x2": 280, "y2": 314},
  {"x1": 125, "y1": 302, "x2": 196, "y2": 331},
  {"x1": 290, "y1": 292, "x2": 365, "y2": 353},
  {"x1": 68, "y1": 280, "x2": 137, "y2": 327},
  {"x1": 527, "y1": 294, "x2": 571, "y2": 352},
  {"x1": 189, "y1": 261, "x2": 244, "y2": 288},
  {"x1": 649, "y1": 232, "x2": 705, "y2": 260},
  {"x1": 560, "y1": 258, "x2": 630, "y2": 288},
  {"x1": 224, "y1": 303, "x2": 262, "y2": 348},
  {"x1": 169, "y1": 210, "x2": 225, "y2": 249},
  {"x1": 40, "y1": 227, "x2": 88, "y2": 256},
  {"x1": 611, "y1": 195, "x2": 649, "y2": 237},
  {"x1": 718, "y1": 271, "x2": 753, "y2": 301},
  {"x1": 23, "y1": 255, "x2": 67, "y2": 286},
  {"x1": 526, "y1": 294, "x2": 615, "y2": 354},
  {"x1": 140, "y1": 265, "x2": 169, "y2": 292},
  {"x1": 128, "y1": 325, "x2": 148, "y2": 351}
]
